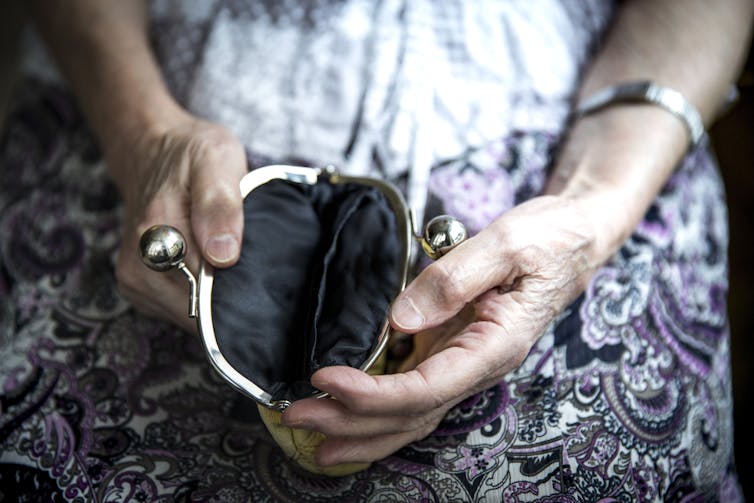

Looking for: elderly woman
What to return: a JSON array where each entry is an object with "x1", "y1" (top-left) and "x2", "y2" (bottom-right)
[{"x1": 1, "y1": 0, "x2": 751, "y2": 500}]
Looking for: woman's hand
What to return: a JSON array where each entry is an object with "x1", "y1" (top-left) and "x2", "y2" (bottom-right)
[
  {"x1": 110, "y1": 113, "x2": 247, "y2": 332},
  {"x1": 28, "y1": 1, "x2": 251, "y2": 331},
  {"x1": 279, "y1": 101, "x2": 703, "y2": 467},
  {"x1": 282, "y1": 195, "x2": 606, "y2": 465}
]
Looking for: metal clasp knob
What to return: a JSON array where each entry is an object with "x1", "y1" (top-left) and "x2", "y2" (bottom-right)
[
  {"x1": 419, "y1": 215, "x2": 468, "y2": 260},
  {"x1": 138, "y1": 225, "x2": 198, "y2": 318}
]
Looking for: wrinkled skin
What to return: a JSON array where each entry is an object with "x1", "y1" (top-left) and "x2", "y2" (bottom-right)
[
  {"x1": 281, "y1": 196, "x2": 603, "y2": 465},
  {"x1": 111, "y1": 115, "x2": 247, "y2": 333},
  {"x1": 110, "y1": 111, "x2": 606, "y2": 466},
  {"x1": 29, "y1": 0, "x2": 753, "y2": 474}
]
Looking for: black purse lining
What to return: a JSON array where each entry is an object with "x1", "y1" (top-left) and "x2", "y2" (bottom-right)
[{"x1": 211, "y1": 178, "x2": 401, "y2": 401}]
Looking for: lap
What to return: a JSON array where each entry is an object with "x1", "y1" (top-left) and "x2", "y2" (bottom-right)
[{"x1": 0, "y1": 82, "x2": 739, "y2": 502}]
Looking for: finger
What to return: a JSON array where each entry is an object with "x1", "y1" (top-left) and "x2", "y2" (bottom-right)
[
  {"x1": 475, "y1": 279, "x2": 560, "y2": 334},
  {"x1": 315, "y1": 429, "x2": 431, "y2": 466},
  {"x1": 189, "y1": 135, "x2": 246, "y2": 268},
  {"x1": 281, "y1": 396, "x2": 444, "y2": 438},
  {"x1": 395, "y1": 309, "x2": 474, "y2": 374},
  {"x1": 389, "y1": 226, "x2": 515, "y2": 333},
  {"x1": 285, "y1": 302, "x2": 537, "y2": 443},
  {"x1": 308, "y1": 330, "x2": 506, "y2": 417},
  {"x1": 117, "y1": 220, "x2": 199, "y2": 334},
  {"x1": 131, "y1": 183, "x2": 203, "y2": 274}
]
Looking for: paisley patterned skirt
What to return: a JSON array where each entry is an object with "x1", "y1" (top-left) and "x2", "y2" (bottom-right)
[{"x1": 0, "y1": 81, "x2": 741, "y2": 502}]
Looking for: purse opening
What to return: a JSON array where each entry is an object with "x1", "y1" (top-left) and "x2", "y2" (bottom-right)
[{"x1": 210, "y1": 178, "x2": 402, "y2": 401}]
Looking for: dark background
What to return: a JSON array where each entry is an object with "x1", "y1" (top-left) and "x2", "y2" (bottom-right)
[
  {"x1": 712, "y1": 45, "x2": 754, "y2": 497},
  {"x1": 1, "y1": 3, "x2": 752, "y2": 498}
]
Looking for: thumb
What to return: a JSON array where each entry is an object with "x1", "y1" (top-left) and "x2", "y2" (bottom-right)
[
  {"x1": 389, "y1": 227, "x2": 514, "y2": 333},
  {"x1": 190, "y1": 141, "x2": 247, "y2": 268}
]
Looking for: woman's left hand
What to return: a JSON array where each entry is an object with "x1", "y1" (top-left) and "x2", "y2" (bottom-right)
[{"x1": 282, "y1": 194, "x2": 610, "y2": 466}]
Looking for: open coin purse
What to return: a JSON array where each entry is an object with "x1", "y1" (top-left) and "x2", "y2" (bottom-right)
[{"x1": 139, "y1": 164, "x2": 466, "y2": 474}]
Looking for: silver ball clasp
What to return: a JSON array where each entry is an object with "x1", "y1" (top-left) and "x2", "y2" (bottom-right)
[
  {"x1": 139, "y1": 225, "x2": 187, "y2": 272},
  {"x1": 138, "y1": 225, "x2": 198, "y2": 318},
  {"x1": 421, "y1": 215, "x2": 468, "y2": 260}
]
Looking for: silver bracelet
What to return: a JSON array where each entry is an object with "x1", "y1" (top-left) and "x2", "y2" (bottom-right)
[{"x1": 576, "y1": 81, "x2": 706, "y2": 148}]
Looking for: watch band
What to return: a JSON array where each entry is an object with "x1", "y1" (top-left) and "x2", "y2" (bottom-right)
[{"x1": 576, "y1": 81, "x2": 706, "y2": 147}]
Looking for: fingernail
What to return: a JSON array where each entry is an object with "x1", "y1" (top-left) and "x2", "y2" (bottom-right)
[
  {"x1": 391, "y1": 297, "x2": 425, "y2": 330},
  {"x1": 205, "y1": 234, "x2": 239, "y2": 263}
]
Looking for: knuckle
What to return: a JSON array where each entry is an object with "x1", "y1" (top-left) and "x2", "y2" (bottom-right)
[
  {"x1": 513, "y1": 244, "x2": 548, "y2": 274},
  {"x1": 413, "y1": 420, "x2": 439, "y2": 442},
  {"x1": 411, "y1": 370, "x2": 445, "y2": 411},
  {"x1": 406, "y1": 412, "x2": 439, "y2": 436},
  {"x1": 193, "y1": 182, "x2": 241, "y2": 213},
  {"x1": 404, "y1": 414, "x2": 427, "y2": 433},
  {"x1": 341, "y1": 384, "x2": 375, "y2": 415},
  {"x1": 425, "y1": 261, "x2": 467, "y2": 310},
  {"x1": 517, "y1": 285, "x2": 559, "y2": 322},
  {"x1": 348, "y1": 394, "x2": 376, "y2": 416}
]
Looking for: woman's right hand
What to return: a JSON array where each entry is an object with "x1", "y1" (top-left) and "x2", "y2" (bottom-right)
[
  {"x1": 108, "y1": 111, "x2": 248, "y2": 333},
  {"x1": 28, "y1": 0, "x2": 249, "y2": 333}
]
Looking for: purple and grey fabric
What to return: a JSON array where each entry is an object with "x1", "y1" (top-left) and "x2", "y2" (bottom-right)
[{"x1": 0, "y1": 1, "x2": 740, "y2": 500}]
